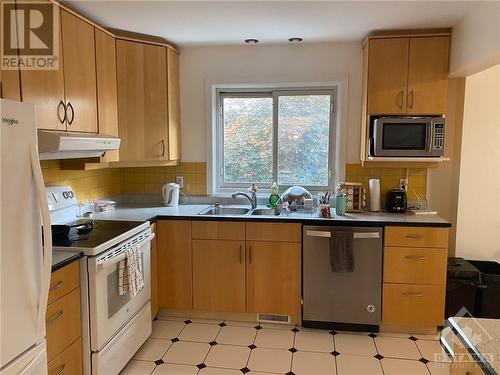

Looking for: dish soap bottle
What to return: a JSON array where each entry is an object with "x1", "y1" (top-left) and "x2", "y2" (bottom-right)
[{"x1": 269, "y1": 182, "x2": 280, "y2": 208}]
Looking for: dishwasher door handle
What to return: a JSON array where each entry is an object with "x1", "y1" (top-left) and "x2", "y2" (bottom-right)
[
  {"x1": 306, "y1": 230, "x2": 331, "y2": 238},
  {"x1": 353, "y1": 232, "x2": 380, "y2": 239},
  {"x1": 306, "y1": 231, "x2": 380, "y2": 239}
]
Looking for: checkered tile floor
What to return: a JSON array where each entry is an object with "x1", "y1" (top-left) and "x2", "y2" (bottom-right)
[{"x1": 120, "y1": 317, "x2": 450, "y2": 375}]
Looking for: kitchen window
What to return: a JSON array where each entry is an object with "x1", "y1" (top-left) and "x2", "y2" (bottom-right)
[{"x1": 214, "y1": 88, "x2": 337, "y2": 193}]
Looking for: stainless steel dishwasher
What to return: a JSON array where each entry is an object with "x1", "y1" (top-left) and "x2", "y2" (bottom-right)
[{"x1": 303, "y1": 226, "x2": 383, "y2": 331}]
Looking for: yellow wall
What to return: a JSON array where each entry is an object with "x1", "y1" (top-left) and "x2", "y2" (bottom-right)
[
  {"x1": 41, "y1": 161, "x2": 207, "y2": 202},
  {"x1": 121, "y1": 162, "x2": 207, "y2": 196},
  {"x1": 41, "y1": 160, "x2": 122, "y2": 202},
  {"x1": 345, "y1": 164, "x2": 427, "y2": 203}
]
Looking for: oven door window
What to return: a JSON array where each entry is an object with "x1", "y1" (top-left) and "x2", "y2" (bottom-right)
[{"x1": 382, "y1": 123, "x2": 427, "y2": 150}]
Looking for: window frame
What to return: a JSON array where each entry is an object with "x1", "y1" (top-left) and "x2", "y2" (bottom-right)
[{"x1": 213, "y1": 86, "x2": 339, "y2": 195}]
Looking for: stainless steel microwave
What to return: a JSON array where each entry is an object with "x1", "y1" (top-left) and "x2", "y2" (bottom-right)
[{"x1": 372, "y1": 116, "x2": 445, "y2": 157}]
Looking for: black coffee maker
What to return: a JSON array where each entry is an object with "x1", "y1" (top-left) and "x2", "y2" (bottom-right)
[{"x1": 386, "y1": 189, "x2": 407, "y2": 213}]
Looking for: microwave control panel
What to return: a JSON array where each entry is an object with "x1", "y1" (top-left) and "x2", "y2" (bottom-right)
[{"x1": 433, "y1": 123, "x2": 444, "y2": 150}]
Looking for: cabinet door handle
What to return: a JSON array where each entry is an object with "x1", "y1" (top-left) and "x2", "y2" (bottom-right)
[
  {"x1": 239, "y1": 245, "x2": 243, "y2": 264},
  {"x1": 408, "y1": 90, "x2": 414, "y2": 109},
  {"x1": 57, "y1": 101, "x2": 66, "y2": 124},
  {"x1": 405, "y1": 234, "x2": 424, "y2": 239},
  {"x1": 398, "y1": 90, "x2": 404, "y2": 109},
  {"x1": 46, "y1": 310, "x2": 64, "y2": 324},
  {"x1": 248, "y1": 245, "x2": 253, "y2": 264},
  {"x1": 403, "y1": 292, "x2": 424, "y2": 298},
  {"x1": 404, "y1": 255, "x2": 427, "y2": 261},
  {"x1": 161, "y1": 139, "x2": 166, "y2": 157},
  {"x1": 49, "y1": 280, "x2": 63, "y2": 291},
  {"x1": 66, "y1": 102, "x2": 74, "y2": 125},
  {"x1": 55, "y1": 364, "x2": 65, "y2": 375}
]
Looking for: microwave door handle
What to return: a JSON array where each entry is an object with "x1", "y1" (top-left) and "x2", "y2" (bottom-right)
[{"x1": 428, "y1": 121, "x2": 434, "y2": 153}]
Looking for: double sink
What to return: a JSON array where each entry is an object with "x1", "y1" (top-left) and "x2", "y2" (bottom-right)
[{"x1": 198, "y1": 205, "x2": 279, "y2": 216}]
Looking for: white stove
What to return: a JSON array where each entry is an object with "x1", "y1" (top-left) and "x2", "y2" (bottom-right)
[{"x1": 46, "y1": 186, "x2": 154, "y2": 375}]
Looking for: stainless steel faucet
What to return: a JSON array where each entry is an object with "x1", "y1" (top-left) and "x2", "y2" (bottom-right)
[{"x1": 232, "y1": 184, "x2": 258, "y2": 209}]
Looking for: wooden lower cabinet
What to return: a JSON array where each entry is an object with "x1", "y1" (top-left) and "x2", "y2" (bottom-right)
[
  {"x1": 158, "y1": 220, "x2": 193, "y2": 309},
  {"x1": 246, "y1": 241, "x2": 301, "y2": 316},
  {"x1": 382, "y1": 283, "x2": 445, "y2": 326},
  {"x1": 150, "y1": 223, "x2": 159, "y2": 319},
  {"x1": 46, "y1": 287, "x2": 81, "y2": 362},
  {"x1": 47, "y1": 338, "x2": 82, "y2": 375},
  {"x1": 193, "y1": 239, "x2": 246, "y2": 312}
]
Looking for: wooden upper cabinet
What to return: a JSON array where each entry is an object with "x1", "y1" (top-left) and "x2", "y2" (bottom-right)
[
  {"x1": 95, "y1": 29, "x2": 119, "y2": 161},
  {"x1": 367, "y1": 38, "x2": 409, "y2": 115},
  {"x1": 407, "y1": 37, "x2": 450, "y2": 114},
  {"x1": 20, "y1": 2, "x2": 66, "y2": 131},
  {"x1": 60, "y1": 10, "x2": 98, "y2": 133},
  {"x1": 116, "y1": 40, "x2": 169, "y2": 162},
  {"x1": 167, "y1": 47, "x2": 181, "y2": 161},
  {"x1": 365, "y1": 33, "x2": 450, "y2": 116}
]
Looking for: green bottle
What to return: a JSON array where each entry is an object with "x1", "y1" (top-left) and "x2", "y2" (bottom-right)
[{"x1": 269, "y1": 182, "x2": 280, "y2": 208}]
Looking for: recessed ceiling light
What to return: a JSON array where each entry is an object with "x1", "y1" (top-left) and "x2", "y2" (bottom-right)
[
  {"x1": 288, "y1": 37, "x2": 303, "y2": 43},
  {"x1": 244, "y1": 38, "x2": 259, "y2": 44}
]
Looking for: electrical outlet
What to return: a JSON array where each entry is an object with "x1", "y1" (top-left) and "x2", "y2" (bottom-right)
[
  {"x1": 399, "y1": 178, "x2": 408, "y2": 191},
  {"x1": 176, "y1": 176, "x2": 184, "y2": 188}
]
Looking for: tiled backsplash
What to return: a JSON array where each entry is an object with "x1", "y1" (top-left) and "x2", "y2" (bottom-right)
[
  {"x1": 41, "y1": 160, "x2": 122, "y2": 202},
  {"x1": 41, "y1": 161, "x2": 207, "y2": 202},
  {"x1": 345, "y1": 164, "x2": 427, "y2": 202},
  {"x1": 121, "y1": 162, "x2": 207, "y2": 196}
]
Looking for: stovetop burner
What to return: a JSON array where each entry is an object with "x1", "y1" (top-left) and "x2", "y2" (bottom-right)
[{"x1": 52, "y1": 220, "x2": 146, "y2": 249}]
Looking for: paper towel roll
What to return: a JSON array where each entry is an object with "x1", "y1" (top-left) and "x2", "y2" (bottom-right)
[{"x1": 369, "y1": 179, "x2": 381, "y2": 212}]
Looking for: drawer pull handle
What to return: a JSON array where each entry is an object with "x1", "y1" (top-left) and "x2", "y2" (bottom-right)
[
  {"x1": 46, "y1": 310, "x2": 64, "y2": 324},
  {"x1": 405, "y1": 234, "x2": 424, "y2": 239},
  {"x1": 55, "y1": 364, "x2": 65, "y2": 375},
  {"x1": 249, "y1": 245, "x2": 253, "y2": 264},
  {"x1": 403, "y1": 292, "x2": 424, "y2": 297},
  {"x1": 239, "y1": 245, "x2": 243, "y2": 264},
  {"x1": 49, "y1": 281, "x2": 63, "y2": 291},
  {"x1": 404, "y1": 255, "x2": 427, "y2": 261}
]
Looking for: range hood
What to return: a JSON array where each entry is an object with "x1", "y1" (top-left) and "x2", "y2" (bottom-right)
[{"x1": 38, "y1": 130, "x2": 120, "y2": 160}]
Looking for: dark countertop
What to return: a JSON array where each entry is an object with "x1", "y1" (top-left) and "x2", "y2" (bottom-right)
[
  {"x1": 91, "y1": 203, "x2": 452, "y2": 228},
  {"x1": 52, "y1": 250, "x2": 83, "y2": 272},
  {"x1": 441, "y1": 317, "x2": 500, "y2": 375}
]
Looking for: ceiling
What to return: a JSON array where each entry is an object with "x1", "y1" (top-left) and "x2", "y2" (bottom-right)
[{"x1": 66, "y1": 1, "x2": 478, "y2": 47}]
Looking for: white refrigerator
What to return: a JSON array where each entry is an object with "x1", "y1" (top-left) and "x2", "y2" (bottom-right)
[{"x1": 0, "y1": 99, "x2": 52, "y2": 374}]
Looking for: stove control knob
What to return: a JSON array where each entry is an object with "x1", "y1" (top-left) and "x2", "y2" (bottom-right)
[
  {"x1": 68, "y1": 191, "x2": 74, "y2": 198},
  {"x1": 63, "y1": 191, "x2": 69, "y2": 199}
]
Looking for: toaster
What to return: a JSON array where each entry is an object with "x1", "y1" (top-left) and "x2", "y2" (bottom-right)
[{"x1": 386, "y1": 189, "x2": 407, "y2": 213}]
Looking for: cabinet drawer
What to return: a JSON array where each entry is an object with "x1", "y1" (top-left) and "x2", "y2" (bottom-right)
[
  {"x1": 246, "y1": 222, "x2": 301, "y2": 242},
  {"x1": 192, "y1": 221, "x2": 245, "y2": 240},
  {"x1": 382, "y1": 283, "x2": 445, "y2": 326},
  {"x1": 47, "y1": 337, "x2": 82, "y2": 375},
  {"x1": 48, "y1": 261, "x2": 80, "y2": 304},
  {"x1": 384, "y1": 247, "x2": 447, "y2": 285},
  {"x1": 384, "y1": 226, "x2": 448, "y2": 248},
  {"x1": 46, "y1": 287, "x2": 81, "y2": 361}
]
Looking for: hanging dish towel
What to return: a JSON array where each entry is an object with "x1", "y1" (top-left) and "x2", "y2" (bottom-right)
[
  {"x1": 329, "y1": 231, "x2": 355, "y2": 272},
  {"x1": 118, "y1": 245, "x2": 144, "y2": 297}
]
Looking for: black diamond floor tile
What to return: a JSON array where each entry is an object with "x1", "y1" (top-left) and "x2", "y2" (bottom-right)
[
  {"x1": 171, "y1": 337, "x2": 180, "y2": 343},
  {"x1": 154, "y1": 359, "x2": 164, "y2": 365},
  {"x1": 184, "y1": 319, "x2": 192, "y2": 324},
  {"x1": 240, "y1": 367, "x2": 250, "y2": 373},
  {"x1": 255, "y1": 325, "x2": 262, "y2": 330},
  {"x1": 248, "y1": 344, "x2": 257, "y2": 350},
  {"x1": 330, "y1": 330, "x2": 337, "y2": 336},
  {"x1": 219, "y1": 322, "x2": 227, "y2": 327},
  {"x1": 197, "y1": 363, "x2": 207, "y2": 369},
  {"x1": 289, "y1": 347, "x2": 297, "y2": 353},
  {"x1": 209, "y1": 341, "x2": 218, "y2": 346},
  {"x1": 331, "y1": 350, "x2": 340, "y2": 357},
  {"x1": 285, "y1": 372, "x2": 296, "y2": 375},
  {"x1": 419, "y1": 358, "x2": 430, "y2": 364},
  {"x1": 368, "y1": 333, "x2": 377, "y2": 338},
  {"x1": 374, "y1": 354, "x2": 384, "y2": 360},
  {"x1": 409, "y1": 336, "x2": 418, "y2": 341},
  {"x1": 291, "y1": 328, "x2": 300, "y2": 333}
]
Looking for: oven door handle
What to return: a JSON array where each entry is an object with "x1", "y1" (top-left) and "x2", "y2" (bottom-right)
[{"x1": 97, "y1": 233, "x2": 155, "y2": 270}]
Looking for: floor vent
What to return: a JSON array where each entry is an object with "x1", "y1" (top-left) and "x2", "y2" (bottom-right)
[{"x1": 257, "y1": 313, "x2": 290, "y2": 324}]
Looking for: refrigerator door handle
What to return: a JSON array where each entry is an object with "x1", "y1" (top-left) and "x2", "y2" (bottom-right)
[
  {"x1": 30, "y1": 144, "x2": 53, "y2": 334},
  {"x1": 19, "y1": 345, "x2": 47, "y2": 375}
]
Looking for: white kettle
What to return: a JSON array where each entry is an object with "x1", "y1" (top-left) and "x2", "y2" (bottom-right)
[{"x1": 162, "y1": 183, "x2": 180, "y2": 207}]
